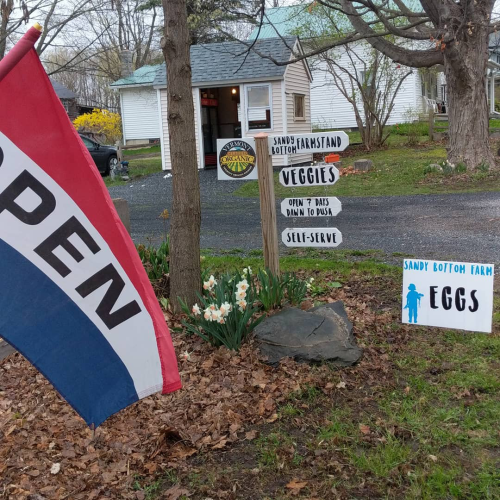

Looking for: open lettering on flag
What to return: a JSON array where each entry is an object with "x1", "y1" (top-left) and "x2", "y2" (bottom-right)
[{"x1": 0, "y1": 25, "x2": 181, "y2": 427}]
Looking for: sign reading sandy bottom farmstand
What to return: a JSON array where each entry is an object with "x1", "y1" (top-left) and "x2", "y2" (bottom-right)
[
  {"x1": 402, "y1": 259, "x2": 495, "y2": 333},
  {"x1": 269, "y1": 131, "x2": 349, "y2": 155}
]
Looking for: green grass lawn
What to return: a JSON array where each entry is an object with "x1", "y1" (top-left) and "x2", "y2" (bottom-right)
[
  {"x1": 104, "y1": 157, "x2": 163, "y2": 187},
  {"x1": 123, "y1": 144, "x2": 161, "y2": 157},
  {"x1": 234, "y1": 142, "x2": 500, "y2": 198},
  {"x1": 137, "y1": 251, "x2": 500, "y2": 499}
]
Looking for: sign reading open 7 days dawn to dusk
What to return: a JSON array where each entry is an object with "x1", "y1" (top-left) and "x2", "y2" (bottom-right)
[
  {"x1": 402, "y1": 259, "x2": 495, "y2": 333},
  {"x1": 281, "y1": 197, "x2": 342, "y2": 218}
]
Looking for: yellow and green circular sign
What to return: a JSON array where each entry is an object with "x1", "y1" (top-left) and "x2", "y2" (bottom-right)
[{"x1": 219, "y1": 140, "x2": 256, "y2": 178}]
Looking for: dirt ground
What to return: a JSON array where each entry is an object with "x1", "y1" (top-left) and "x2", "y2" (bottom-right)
[{"x1": 0, "y1": 271, "x2": 498, "y2": 499}]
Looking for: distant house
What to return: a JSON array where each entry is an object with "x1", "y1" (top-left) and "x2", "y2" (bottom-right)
[
  {"x1": 249, "y1": 6, "x2": 500, "y2": 129},
  {"x1": 50, "y1": 79, "x2": 80, "y2": 120},
  {"x1": 108, "y1": 66, "x2": 160, "y2": 146},
  {"x1": 111, "y1": 36, "x2": 313, "y2": 169}
]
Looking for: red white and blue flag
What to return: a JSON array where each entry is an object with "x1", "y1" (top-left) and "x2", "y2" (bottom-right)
[{"x1": 0, "y1": 25, "x2": 181, "y2": 427}]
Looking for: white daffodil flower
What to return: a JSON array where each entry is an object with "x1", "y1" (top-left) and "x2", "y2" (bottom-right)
[
  {"x1": 192, "y1": 304, "x2": 201, "y2": 315},
  {"x1": 237, "y1": 279, "x2": 249, "y2": 292},
  {"x1": 219, "y1": 302, "x2": 232, "y2": 317}
]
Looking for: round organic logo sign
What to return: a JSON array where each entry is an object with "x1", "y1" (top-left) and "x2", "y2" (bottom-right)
[{"x1": 219, "y1": 140, "x2": 256, "y2": 178}]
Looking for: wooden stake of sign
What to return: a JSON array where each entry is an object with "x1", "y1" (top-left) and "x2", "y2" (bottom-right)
[{"x1": 255, "y1": 133, "x2": 280, "y2": 275}]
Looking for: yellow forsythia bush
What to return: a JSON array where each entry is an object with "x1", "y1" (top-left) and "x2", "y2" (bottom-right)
[{"x1": 73, "y1": 108, "x2": 122, "y2": 143}]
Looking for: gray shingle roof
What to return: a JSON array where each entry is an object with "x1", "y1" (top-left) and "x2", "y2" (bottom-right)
[
  {"x1": 50, "y1": 79, "x2": 77, "y2": 99},
  {"x1": 152, "y1": 36, "x2": 298, "y2": 87}
]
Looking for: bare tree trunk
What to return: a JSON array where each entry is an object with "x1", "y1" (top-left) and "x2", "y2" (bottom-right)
[
  {"x1": 445, "y1": 28, "x2": 495, "y2": 168},
  {"x1": 0, "y1": 0, "x2": 14, "y2": 59},
  {"x1": 161, "y1": 0, "x2": 201, "y2": 312}
]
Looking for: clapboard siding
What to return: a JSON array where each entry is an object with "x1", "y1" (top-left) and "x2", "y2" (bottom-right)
[
  {"x1": 121, "y1": 87, "x2": 160, "y2": 142},
  {"x1": 309, "y1": 44, "x2": 419, "y2": 130},
  {"x1": 159, "y1": 89, "x2": 201, "y2": 170},
  {"x1": 285, "y1": 56, "x2": 312, "y2": 165},
  {"x1": 159, "y1": 89, "x2": 171, "y2": 169},
  {"x1": 244, "y1": 81, "x2": 288, "y2": 167}
]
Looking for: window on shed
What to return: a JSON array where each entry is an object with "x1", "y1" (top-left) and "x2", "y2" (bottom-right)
[
  {"x1": 246, "y1": 84, "x2": 272, "y2": 130},
  {"x1": 293, "y1": 94, "x2": 305, "y2": 120}
]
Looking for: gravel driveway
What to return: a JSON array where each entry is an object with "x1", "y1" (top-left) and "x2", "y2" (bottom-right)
[{"x1": 108, "y1": 170, "x2": 500, "y2": 267}]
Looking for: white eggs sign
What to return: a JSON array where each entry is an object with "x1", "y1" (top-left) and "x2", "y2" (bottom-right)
[{"x1": 402, "y1": 259, "x2": 495, "y2": 333}]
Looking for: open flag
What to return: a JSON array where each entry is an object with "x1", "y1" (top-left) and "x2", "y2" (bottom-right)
[{"x1": 0, "y1": 25, "x2": 181, "y2": 427}]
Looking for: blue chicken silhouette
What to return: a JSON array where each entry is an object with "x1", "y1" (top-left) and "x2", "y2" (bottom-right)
[{"x1": 404, "y1": 284, "x2": 424, "y2": 323}]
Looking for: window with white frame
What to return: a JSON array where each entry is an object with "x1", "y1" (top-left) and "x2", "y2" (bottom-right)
[
  {"x1": 293, "y1": 93, "x2": 305, "y2": 120},
  {"x1": 246, "y1": 84, "x2": 272, "y2": 130}
]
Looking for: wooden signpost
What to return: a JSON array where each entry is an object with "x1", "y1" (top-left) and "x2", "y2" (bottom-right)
[
  {"x1": 219, "y1": 130, "x2": 349, "y2": 274},
  {"x1": 254, "y1": 133, "x2": 280, "y2": 276}
]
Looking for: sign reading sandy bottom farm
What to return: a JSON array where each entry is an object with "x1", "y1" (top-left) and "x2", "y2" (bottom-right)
[
  {"x1": 281, "y1": 197, "x2": 342, "y2": 217},
  {"x1": 217, "y1": 138, "x2": 258, "y2": 180},
  {"x1": 282, "y1": 228, "x2": 342, "y2": 247},
  {"x1": 269, "y1": 131, "x2": 349, "y2": 155},
  {"x1": 279, "y1": 165, "x2": 339, "y2": 187},
  {"x1": 402, "y1": 259, "x2": 494, "y2": 333}
]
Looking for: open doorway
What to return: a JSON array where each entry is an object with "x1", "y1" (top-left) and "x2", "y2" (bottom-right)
[{"x1": 200, "y1": 86, "x2": 241, "y2": 168}]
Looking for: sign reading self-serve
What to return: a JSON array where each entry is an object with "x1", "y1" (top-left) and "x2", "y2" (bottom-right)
[
  {"x1": 217, "y1": 138, "x2": 258, "y2": 180},
  {"x1": 402, "y1": 259, "x2": 495, "y2": 333},
  {"x1": 269, "y1": 132, "x2": 349, "y2": 155},
  {"x1": 282, "y1": 228, "x2": 342, "y2": 247}
]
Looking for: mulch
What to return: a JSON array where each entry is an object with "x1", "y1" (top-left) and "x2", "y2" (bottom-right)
[{"x1": 0, "y1": 278, "x2": 406, "y2": 499}]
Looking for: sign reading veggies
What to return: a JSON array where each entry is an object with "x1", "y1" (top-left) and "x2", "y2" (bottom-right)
[{"x1": 217, "y1": 138, "x2": 258, "y2": 180}]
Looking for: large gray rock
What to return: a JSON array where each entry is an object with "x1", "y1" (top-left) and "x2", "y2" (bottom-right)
[
  {"x1": 255, "y1": 302, "x2": 362, "y2": 366},
  {"x1": 354, "y1": 159, "x2": 373, "y2": 172}
]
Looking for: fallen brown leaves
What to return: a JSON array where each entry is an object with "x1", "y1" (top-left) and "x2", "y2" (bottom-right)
[
  {"x1": 0, "y1": 274, "x2": 406, "y2": 499},
  {"x1": 339, "y1": 165, "x2": 366, "y2": 177},
  {"x1": 0, "y1": 331, "x2": 311, "y2": 498}
]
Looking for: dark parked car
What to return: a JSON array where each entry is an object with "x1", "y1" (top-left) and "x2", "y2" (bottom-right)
[{"x1": 79, "y1": 134, "x2": 118, "y2": 175}]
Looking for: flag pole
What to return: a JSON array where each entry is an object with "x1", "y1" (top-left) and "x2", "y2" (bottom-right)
[{"x1": 0, "y1": 23, "x2": 42, "y2": 83}]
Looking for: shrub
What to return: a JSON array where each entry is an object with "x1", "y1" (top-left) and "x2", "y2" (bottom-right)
[
  {"x1": 73, "y1": 108, "x2": 122, "y2": 144},
  {"x1": 180, "y1": 272, "x2": 263, "y2": 350},
  {"x1": 255, "y1": 268, "x2": 286, "y2": 311},
  {"x1": 477, "y1": 162, "x2": 490, "y2": 172},
  {"x1": 283, "y1": 273, "x2": 310, "y2": 306},
  {"x1": 391, "y1": 121, "x2": 429, "y2": 137},
  {"x1": 179, "y1": 267, "x2": 312, "y2": 350},
  {"x1": 423, "y1": 164, "x2": 440, "y2": 175},
  {"x1": 137, "y1": 237, "x2": 170, "y2": 280}
]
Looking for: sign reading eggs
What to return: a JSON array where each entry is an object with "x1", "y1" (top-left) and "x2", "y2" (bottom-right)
[
  {"x1": 402, "y1": 259, "x2": 494, "y2": 333},
  {"x1": 217, "y1": 138, "x2": 258, "y2": 180}
]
